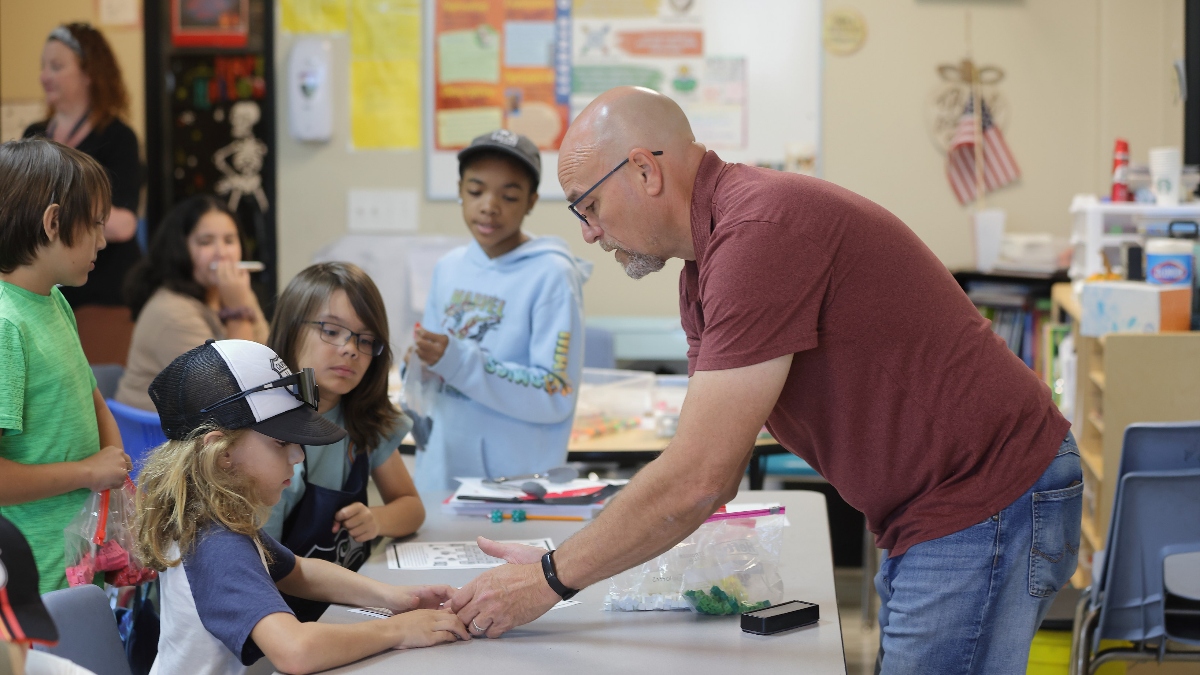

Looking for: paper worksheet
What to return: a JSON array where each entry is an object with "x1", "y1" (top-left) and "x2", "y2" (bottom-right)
[{"x1": 386, "y1": 538, "x2": 554, "y2": 571}]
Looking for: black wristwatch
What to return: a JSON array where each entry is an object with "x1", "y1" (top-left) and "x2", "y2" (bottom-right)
[{"x1": 541, "y1": 550, "x2": 579, "y2": 601}]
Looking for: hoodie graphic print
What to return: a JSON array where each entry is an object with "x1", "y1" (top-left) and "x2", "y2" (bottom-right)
[{"x1": 413, "y1": 236, "x2": 592, "y2": 493}]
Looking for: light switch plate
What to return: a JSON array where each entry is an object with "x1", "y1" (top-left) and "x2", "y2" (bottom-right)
[{"x1": 347, "y1": 189, "x2": 419, "y2": 233}]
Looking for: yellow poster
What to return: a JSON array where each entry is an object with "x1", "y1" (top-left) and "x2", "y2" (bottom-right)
[
  {"x1": 351, "y1": 60, "x2": 421, "y2": 149},
  {"x1": 281, "y1": 0, "x2": 348, "y2": 33},
  {"x1": 349, "y1": 0, "x2": 421, "y2": 149}
]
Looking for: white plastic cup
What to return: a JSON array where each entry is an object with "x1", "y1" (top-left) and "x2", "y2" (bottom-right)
[{"x1": 1149, "y1": 147, "x2": 1182, "y2": 206}]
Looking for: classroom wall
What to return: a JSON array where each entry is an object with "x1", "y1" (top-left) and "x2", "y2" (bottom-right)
[
  {"x1": 0, "y1": 0, "x2": 145, "y2": 143},
  {"x1": 276, "y1": 0, "x2": 1186, "y2": 318},
  {"x1": 1, "y1": 1, "x2": 1186, "y2": 318},
  {"x1": 823, "y1": 0, "x2": 1185, "y2": 268},
  {"x1": 274, "y1": 33, "x2": 687, "y2": 321}
]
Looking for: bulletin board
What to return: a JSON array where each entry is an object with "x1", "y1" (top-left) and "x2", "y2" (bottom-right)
[{"x1": 424, "y1": 0, "x2": 822, "y2": 201}]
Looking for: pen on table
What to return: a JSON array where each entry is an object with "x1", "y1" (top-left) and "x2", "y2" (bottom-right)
[
  {"x1": 492, "y1": 514, "x2": 585, "y2": 522},
  {"x1": 210, "y1": 261, "x2": 265, "y2": 272}
]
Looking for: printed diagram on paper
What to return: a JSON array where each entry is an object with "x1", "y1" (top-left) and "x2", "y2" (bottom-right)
[{"x1": 386, "y1": 538, "x2": 554, "y2": 570}]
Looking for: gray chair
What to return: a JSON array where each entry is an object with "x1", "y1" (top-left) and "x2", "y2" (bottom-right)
[
  {"x1": 91, "y1": 364, "x2": 124, "y2": 401},
  {"x1": 34, "y1": 585, "x2": 132, "y2": 675}
]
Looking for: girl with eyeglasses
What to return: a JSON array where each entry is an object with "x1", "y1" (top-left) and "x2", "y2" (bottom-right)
[{"x1": 265, "y1": 263, "x2": 421, "y2": 620}]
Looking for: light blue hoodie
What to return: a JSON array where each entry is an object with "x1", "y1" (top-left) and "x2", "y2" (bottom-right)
[{"x1": 414, "y1": 235, "x2": 592, "y2": 493}]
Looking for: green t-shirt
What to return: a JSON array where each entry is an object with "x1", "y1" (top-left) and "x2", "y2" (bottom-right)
[
  {"x1": 0, "y1": 281, "x2": 99, "y2": 593},
  {"x1": 263, "y1": 404, "x2": 411, "y2": 541}
]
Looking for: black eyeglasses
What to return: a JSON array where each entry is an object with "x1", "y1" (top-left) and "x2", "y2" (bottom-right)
[
  {"x1": 200, "y1": 368, "x2": 319, "y2": 414},
  {"x1": 308, "y1": 321, "x2": 384, "y2": 356},
  {"x1": 567, "y1": 151, "x2": 663, "y2": 224}
]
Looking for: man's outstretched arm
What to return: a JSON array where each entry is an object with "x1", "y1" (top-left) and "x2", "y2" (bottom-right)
[{"x1": 449, "y1": 354, "x2": 793, "y2": 637}]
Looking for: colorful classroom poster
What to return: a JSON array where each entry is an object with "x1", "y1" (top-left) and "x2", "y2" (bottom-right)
[
  {"x1": 433, "y1": 0, "x2": 571, "y2": 151},
  {"x1": 281, "y1": 0, "x2": 348, "y2": 33},
  {"x1": 349, "y1": 0, "x2": 421, "y2": 149},
  {"x1": 570, "y1": 0, "x2": 746, "y2": 150}
]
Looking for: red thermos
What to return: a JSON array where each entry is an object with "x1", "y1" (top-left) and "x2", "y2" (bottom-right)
[{"x1": 1111, "y1": 138, "x2": 1130, "y2": 202}]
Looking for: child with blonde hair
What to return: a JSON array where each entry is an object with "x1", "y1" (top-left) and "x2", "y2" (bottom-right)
[{"x1": 136, "y1": 340, "x2": 467, "y2": 675}]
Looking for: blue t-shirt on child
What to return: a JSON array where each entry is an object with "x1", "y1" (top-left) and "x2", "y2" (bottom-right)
[{"x1": 151, "y1": 526, "x2": 296, "y2": 675}]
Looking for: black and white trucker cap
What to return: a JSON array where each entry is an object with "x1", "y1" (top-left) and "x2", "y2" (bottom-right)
[{"x1": 149, "y1": 339, "x2": 346, "y2": 445}]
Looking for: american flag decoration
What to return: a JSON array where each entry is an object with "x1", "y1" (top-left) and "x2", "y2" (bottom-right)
[{"x1": 946, "y1": 96, "x2": 1020, "y2": 205}]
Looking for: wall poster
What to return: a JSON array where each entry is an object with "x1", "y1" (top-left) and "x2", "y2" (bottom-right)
[{"x1": 433, "y1": 0, "x2": 571, "y2": 151}]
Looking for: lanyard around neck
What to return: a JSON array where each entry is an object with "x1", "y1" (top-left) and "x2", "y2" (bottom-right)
[{"x1": 47, "y1": 108, "x2": 91, "y2": 146}]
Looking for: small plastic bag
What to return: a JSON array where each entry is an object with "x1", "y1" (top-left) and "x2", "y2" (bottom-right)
[
  {"x1": 400, "y1": 346, "x2": 441, "y2": 449},
  {"x1": 64, "y1": 478, "x2": 156, "y2": 588},
  {"x1": 400, "y1": 346, "x2": 440, "y2": 418},
  {"x1": 603, "y1": 507, "x2": 786, "y2": 614}
]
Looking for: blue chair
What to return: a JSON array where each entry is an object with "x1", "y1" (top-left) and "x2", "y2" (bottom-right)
[
  {"x1": 35, "y1": 584, "x2": 133, "y2": 675},
  {"x1": 762, "y1": 453, "x2": 820, "y2": 478},
  {"x1": 106, "y1": 399, "x2": 167, "y2": 479},
  {"x1": 583, "y1": 325, "x2": 616, "y2": 369},
  {"x1": 1069, "y1": 470, "x2": 1200, "y2": 674},
  {"x1": 1115, "y1": 421, "x2": 1200, "y2": 475},
  {"x1": 1071, "y1": 422, "x2": 1200, "y2": 674}
]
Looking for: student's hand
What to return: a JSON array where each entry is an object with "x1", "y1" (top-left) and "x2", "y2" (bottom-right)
[
  {"x1": 213, "y1": 259, "x2": 257, "y2": 310},
  {"x1": 332, "y1": 502, "x2": 379, "y2": 542},
  {"x1": 78, "y1": 445, "x2": 132, "y2": 491},
  {"x1": 413, "y1": 326, "x2": 449, "y2": 366},
  {"x1": 386, "y1": 609, "x2": 470, "y2": 648},
  {"x1": 387, "y1": 584, "x2": 456, "y2": 612}
]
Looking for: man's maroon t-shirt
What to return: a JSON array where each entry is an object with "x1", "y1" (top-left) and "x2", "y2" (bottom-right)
[{"x1": 679, "y1": 152, "x2": 1071, "y2": 556}]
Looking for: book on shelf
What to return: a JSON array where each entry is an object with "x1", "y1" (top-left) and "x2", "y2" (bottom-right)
[{"x1": 963, "y1": 281, "x2": 1052, "y2": 370}]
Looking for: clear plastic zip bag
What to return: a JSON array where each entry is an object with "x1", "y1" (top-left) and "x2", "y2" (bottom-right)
[
  {"x1": 64, "y1": 478, "x2": 156, "y2": 588},
  {"x1": 603, "y1": 506, "x2": 786, "y2": 614}
]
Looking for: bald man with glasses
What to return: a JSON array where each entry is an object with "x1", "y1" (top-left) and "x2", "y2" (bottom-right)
[{"x1": 448, "y1": 86, "x2": 1079, "y2": 674}]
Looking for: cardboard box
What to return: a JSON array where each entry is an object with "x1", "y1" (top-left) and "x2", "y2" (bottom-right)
[{"x1": 1080, "y1": 281, "x2": 1192, "y2": 337}]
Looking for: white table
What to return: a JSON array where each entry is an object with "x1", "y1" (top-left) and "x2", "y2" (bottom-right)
[{"x1": 307, "y1": 490, "x2": 846, "y2": 674}]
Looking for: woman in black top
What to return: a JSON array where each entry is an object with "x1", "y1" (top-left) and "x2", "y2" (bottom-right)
[{"x1": 24, "y1": 23, "x2": 142, "y2": 308}]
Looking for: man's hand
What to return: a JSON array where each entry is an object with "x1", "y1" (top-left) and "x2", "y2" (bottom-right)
[
  {"x1": 475, "y1": 537, "x2": 547, "y2": 565},
  {"x1": 332, "y1": 502, "x2": 379, "y2": 542},
  {"x1": 447, "y1": 537, "x2": 560, "y2": 638},
  {"x1": 413, "y1": 325, "x2": 449, "y2": 366}
]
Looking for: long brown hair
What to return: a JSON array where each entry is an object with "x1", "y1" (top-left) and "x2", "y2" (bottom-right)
[
  {"x1": 46, "y1": 23, "x2": 130, "y2": 130},
  {"x1": 268, "y1": 263, "x2": 400, "y2": 456},
  {"x1": 134, "y1": 426, "x2": 269, "y2": 570}
]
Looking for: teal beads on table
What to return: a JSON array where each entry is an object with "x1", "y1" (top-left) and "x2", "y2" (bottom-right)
[
  {"x1": 490, "y1": 509, "x2": 504, "y2": 523},
  {"x1": 512, "y1": 509, "x2": 527, "y2": 523}
]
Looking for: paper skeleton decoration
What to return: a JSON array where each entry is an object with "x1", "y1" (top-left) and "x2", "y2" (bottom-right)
[{"x1": 214, "y1": 100, "x2": 269, "y2": 212}]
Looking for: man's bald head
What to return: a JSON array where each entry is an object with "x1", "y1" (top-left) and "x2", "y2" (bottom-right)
[
  {"x1": 558, "y1": 86, "x2": 707, "y2": 277},
  {"x1": 559, "y1": 86, "x2": 696, "y2": 179}
]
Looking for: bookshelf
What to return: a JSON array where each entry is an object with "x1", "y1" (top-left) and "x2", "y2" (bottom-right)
[
  {"x1": 1049, "y1": 282, "x2": 1200, "y2": 588},
  {"x1": 952, "y1": 270, "x2": 1069, "y2": 372}
]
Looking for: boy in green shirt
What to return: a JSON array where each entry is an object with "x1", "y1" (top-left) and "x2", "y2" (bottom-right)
[{"x1": 0, "y1": 138, "x2": 133, "y2": 592}]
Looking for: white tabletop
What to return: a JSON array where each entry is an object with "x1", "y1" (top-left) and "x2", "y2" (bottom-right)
[{"x1": 305, "y1": 490, "x2": 846, "y2": 674}]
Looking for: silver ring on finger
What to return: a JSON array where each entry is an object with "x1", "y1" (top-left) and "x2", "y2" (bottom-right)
[{"x1": 471, "y1": 618, "x2": 489, "y2": 635}]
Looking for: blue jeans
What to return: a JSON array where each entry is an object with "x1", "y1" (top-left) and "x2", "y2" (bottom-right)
[{"x1": 874, "y1": 433, "x2": 1082, "y2": 674}]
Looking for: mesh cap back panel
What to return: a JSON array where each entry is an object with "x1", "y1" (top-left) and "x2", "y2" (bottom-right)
[{"x1": 149, "y1": 342, "x2": 257, "y2": 440}]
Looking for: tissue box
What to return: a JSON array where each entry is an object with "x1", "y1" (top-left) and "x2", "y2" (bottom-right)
[{"x1": 1080, "y1": 281, "x2": 1192, "y2": 337}]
